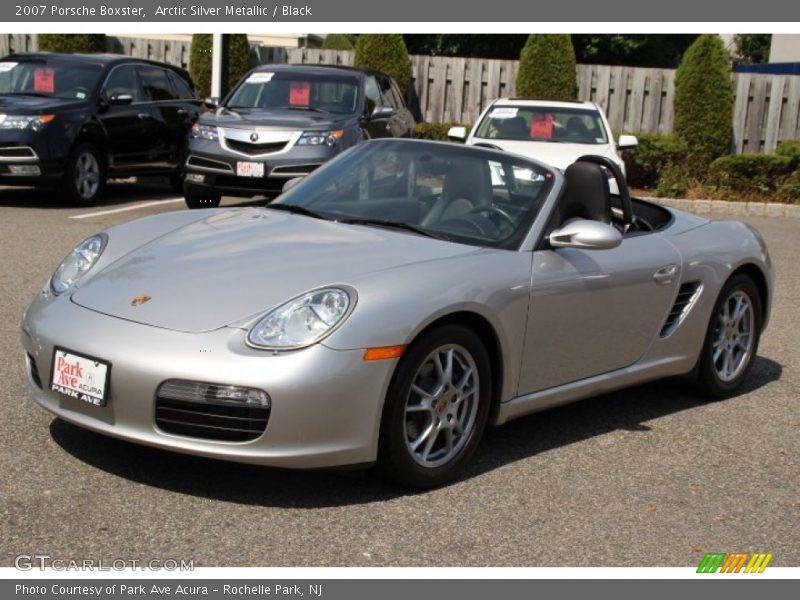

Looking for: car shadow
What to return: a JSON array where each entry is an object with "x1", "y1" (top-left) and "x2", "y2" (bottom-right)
[
  {"x1": 0, "y1": 178, "x2": 179, "y2": 209},
  {"x1": 49, "y1": 356, "x2": 782, "y2": 507}
]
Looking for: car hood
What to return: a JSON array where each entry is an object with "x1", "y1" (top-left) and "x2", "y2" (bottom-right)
[
  {"x1": 71, "y1": 208, "x2": 476, "y2": 333},
  {"x1": 0, "y1": 94, "x2": 84, "y2": 112},
  {"x1": 203, "y1": 107, "x2": 352, "y2": 131},
  {"x1": 471, "y1": 139, "x2": 619, "y2": 170}
]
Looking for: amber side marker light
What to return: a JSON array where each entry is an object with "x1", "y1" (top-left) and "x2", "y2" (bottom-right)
[{"x1": 363, "y1": 345, "x2": 407, "y2": 361}]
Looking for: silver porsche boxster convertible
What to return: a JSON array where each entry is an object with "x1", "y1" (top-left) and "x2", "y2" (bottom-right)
[{"x1": 22, "y1": 139, "x2": 773, "y2": 487}]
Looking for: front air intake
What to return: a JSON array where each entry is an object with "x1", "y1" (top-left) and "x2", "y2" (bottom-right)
[{"x1": 660, "y1": 281, "x2": 702, "y2": 338}]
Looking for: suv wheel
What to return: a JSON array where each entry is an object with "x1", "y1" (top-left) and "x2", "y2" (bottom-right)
[{"x1": 65, "y1": 143, "x2": 106, "y2": 205}]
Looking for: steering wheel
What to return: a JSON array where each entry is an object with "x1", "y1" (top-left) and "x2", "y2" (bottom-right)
[
  {"x1": 575, "y1": 155, "x2": 633, "y2": 230},
  {"x1": 465, "y1": 205, "x2": 516, "y2": 230}
]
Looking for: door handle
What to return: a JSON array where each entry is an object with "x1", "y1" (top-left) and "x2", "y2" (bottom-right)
[
  {"x1": 653, "y1": 264, "x2": 678, "y2": 285},
  {"x1": 137, "y1": 112, "x2": 151, "y2": 120}
]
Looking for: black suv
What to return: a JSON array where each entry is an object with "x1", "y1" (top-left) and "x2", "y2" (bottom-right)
[
  {"x1": 0, "y1": 52, "x2": 200, "y2": 204},
  {"x1": 183, "y1": 64, "x2": 415, "y2": 208}
]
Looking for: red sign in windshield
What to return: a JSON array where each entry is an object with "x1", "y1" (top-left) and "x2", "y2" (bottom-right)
[
  {"x1": 289, "y1": 81, "x2": 311, "y2": 106},
  {"x1": 33, "y1": 67, "x2": 55, "y2": 94}
]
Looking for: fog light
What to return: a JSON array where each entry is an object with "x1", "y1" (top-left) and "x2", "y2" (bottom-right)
[
  {"x1": 157, "y1": 380, "x2": 271, "y2": 408},
  {"x1": 186, "y1": 173, "x2": 205, "y2": 183},
  {"x1": 9, "y1": 165, "x2": 41, "y2": 175}
]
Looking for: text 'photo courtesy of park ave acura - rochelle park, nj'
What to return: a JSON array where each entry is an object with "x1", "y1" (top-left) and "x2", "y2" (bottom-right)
[{"x1": 0, "y1": 22, "x2": 798, "y2": 599}]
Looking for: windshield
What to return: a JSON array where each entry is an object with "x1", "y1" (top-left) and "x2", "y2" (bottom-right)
[
  {"x1": 275, "y1": 140, "x2": 555, "y2": 250},
  {"x1": 0, "y1": 59, "x2": 102, "y2": 100},
  {"x1": 225, "y1": 71, "x2": 360, "y2": 114},
  {"x1": 475, "y1": 105, "x2": 609, "y2": 145}
]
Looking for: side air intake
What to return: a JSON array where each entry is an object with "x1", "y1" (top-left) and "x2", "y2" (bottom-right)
[{"x1": 660, "y1": 282, "x2": 702, "y2": 338}]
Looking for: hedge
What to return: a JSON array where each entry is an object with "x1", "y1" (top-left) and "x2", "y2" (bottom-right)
[
  {"x1": 190, "y1": 34, "x2": 252, "y2": 98},
  {"x1": 621, "y1": 133, "x2": 687, "y2": 189},
  {"x1": 412, "y1": 122, "x2": 468, "y2": 141},
  {"x1": 516, "y1": 34, "x2": 577, "y2": 101},
  {"x1": 354, "y1": 34, "x2": 411, "y2": 97},
  {"x1": 673, "y1": 34, "x2": 734, "y2": 169},
  {"x1": 705, "y1": 154, "x2": 795, "y2": 197},
  {"x1": 775, "y1": 139, "x2": 800, "y2": 164},
  {"x1": 38, "y1": 34, "x2": 105, "y2": 54}
]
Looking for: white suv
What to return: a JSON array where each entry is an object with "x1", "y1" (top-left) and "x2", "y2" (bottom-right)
[{"x1": 448, "y1": 99, "x2": 637, "y2": 184}]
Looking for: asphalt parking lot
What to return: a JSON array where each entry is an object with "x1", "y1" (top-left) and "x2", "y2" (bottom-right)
[{"x1": 1, "y1": 184, "x2": 798, "y2": 567}]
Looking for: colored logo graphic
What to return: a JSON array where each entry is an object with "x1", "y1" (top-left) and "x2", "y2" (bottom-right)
[{"x1": 697, "y1": 552, "x2": 773, "y2": 573}]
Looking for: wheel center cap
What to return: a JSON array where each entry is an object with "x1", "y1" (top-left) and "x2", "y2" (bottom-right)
[{"x1": 436, "y1": 398, "x2": 449, "y2": 414}]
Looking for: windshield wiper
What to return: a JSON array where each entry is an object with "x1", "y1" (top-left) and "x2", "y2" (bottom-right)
[
  {"x1": 264, "y1": 204, "x2": 327, "y2": 220},
  {"x1": 2, "y1": 92, "x2": 53, "y2": 98},
  {"x1": 338, "y1": 218, "x2": 449, "y2": 241}
]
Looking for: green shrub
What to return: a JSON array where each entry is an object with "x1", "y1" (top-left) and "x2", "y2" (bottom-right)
[
  {"x1": 516, "y1": 34, "x2": 577, "y2": 101},
  {"x1": 354, "y1": 34, "x2": 411, "y2": 97},
  {"x1": 621, "y1": 133, "x2": 687, "y2": 189},
  {"x1": 190, "y1": 34, "x2": 252, "y2": 98},
  {"x1": 673, "y1": 34, "x2": 734, "y2": 168},
  {"x1": 655, "y1": 162, "x2": 692, "y2": 198},
  {"x1": 705, "y1": 154, "x2": 795, "y2": 196},
  {"x1": 38, "y1": 34, "x2": 105, "y2": 54},
  {"x1": 412, "y1": 122, "x2": 467, "y2": 141},
  {"x1": 322, "y1": 34, "x2": 354, "y2": 51},
  {"x1": 776, "y1": 170, "x2": 800, "y2": 203},
  {"x1": 775, "y1": 139, "x2": 800, "y2": 165}
]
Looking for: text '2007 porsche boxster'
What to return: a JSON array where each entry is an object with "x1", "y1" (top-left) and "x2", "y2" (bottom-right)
[{"x1": 22, "y1": 139, "x2": 773, "y2": 487}]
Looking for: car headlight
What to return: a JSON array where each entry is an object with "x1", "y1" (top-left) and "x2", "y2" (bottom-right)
[
  {"x1": 296, "y1": 130, "x2": 344, "y2": 147},
  {"x1": 247, "y1": 287, "x2": 353, "y2": 350},
  {"x1": 190, "y1": 123, "x2": 218, "y2": 141},
  {"x1": 50, "y1": 234, "x2": 108, "y2": 295},
  {"x1": 0, "y1": 114, "x2": 55, "y2": 132}
]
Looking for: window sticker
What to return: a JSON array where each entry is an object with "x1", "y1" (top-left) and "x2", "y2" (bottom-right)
[
  {"x1": 245, "y1": 72, "x2": 274, "y2": 84},
  {"x1": 289, "y1": 81, "x2": 311, "y2": 106},
  {"x1": 0, "y1": 62, "x2": 18, "y2": 72},
  {"x1": 531, "y1": 112, "x2": 554, "y2": 138},
  {"x1": 489, "y1": 107, "x2": 518, "y2": 119},
  {"x1": 33, "y1": 68, "x2": 55, "y2": 94}
]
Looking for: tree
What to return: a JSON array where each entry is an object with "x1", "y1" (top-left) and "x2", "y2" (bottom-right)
[
  {"x1": 572, "y1": 34, "x2": 699, "y2": 68},
  {"x1": 516, "y1": 34, "x2": 577, "y2": 101},
  {"x1": 404, "y1": 34, "x2": 528, "y2": 59},
  {"x1": 322, "y1": 34, "x2": 354, "y2": 51},
  {"x1": 354, "y1": 34, "x2": 411, "y2": 97},
  {"x1": 38, "y1": 34, "x2": 105, "y2": 54},
  {"x1": 673, "y1": 34, "x2": 734, "y2": 168},
  {"x1": 190, "y1": 34, "x2": 252, "y2": 98},
  {"x1": 733, "y1": 34, "x2": 771, "y2": 65}
]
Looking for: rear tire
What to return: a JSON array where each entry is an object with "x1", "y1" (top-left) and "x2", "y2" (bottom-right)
[
  {"x1": 377, "y1": 324, "x2": 492, "y2": 488},
  {"x1": 64, "y1": 143, "x2": 106, "y2": 206},
  {"x1": 693, "y1": 273, "x2": 762, "y2": 398},
  {"x1": 184, "y1": 186, "x2": 221, "y2": 209}
]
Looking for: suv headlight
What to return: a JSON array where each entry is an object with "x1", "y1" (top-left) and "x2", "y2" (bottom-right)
[
  {"x1": 190, "y1": 123, "x2": 219, "y2": 141},
  {"x1": 247, "y1": 287, "x2": 353, "y2": 350},
  {"x1": 0, "y1": 114, "x2": 54, "y2": 132},
  {"x1": 50, "y1": 234, "x2": 108, "y2": 295},
  {"x1": 297, "y1": 130, "x2": 344, "y2": 147}
]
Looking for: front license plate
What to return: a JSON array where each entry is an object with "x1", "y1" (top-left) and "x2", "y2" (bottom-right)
[
  {"x1": 50, "y1": 347, "x2": 110, "y2": 407},
  {"x1": 236, "y1": 161, "x2": 265, "y2": 177}
]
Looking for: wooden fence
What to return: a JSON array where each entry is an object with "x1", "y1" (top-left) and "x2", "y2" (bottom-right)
[{"x1": 2, "y1": 37, "x2": 799, "y2": 153}]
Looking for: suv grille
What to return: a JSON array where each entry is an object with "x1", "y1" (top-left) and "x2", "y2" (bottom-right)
[{"x1": 226, "y1": 139, "x2": 287, "y2": 156}]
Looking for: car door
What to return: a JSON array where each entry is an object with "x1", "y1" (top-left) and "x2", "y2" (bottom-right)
[
  {"x1": 98, "y1": 64, "x2": 157, "y2": 172},
  {"x1": 362, "y1": 75, "x2": 393, "y2": 139},
  {"x1": 387, "y1": 78, "x2": 414, "y2": 137},
  {"x1": 377, "y1": 75, "x2": 410, "y2": 138},
  {"x1": 137, "y1": 65, "x2": 184, "y2": 169},
  {"x1": 518, "y1": 232, "x2": 682, "y2": 395}
]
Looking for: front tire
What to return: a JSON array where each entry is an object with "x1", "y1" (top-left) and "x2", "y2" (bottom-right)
[
  {"x1": 377, "y1": 324, "x2": 492, "y2": 487},
  {"x1": 693, "y1": 273, "x2": 762, "y2": 398},
  {"x1": 64, "y1": 143, "x2": 106, "y2": 206}
]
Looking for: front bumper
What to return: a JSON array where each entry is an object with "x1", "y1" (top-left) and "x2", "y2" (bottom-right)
[
  {"x1": 184, "y1": 137, "x2": 339, "y2": 198},
  {"x1": 0, "y1": 130, "x2": 65, "y2": 186},
  {"x1": 21, "y1": 290, "x2": 396, "y2": 469}
]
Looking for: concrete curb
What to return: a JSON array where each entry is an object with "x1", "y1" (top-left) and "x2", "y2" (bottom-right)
[{"x1": 643, "y1": 196, "x2": 800, "y2": 218}]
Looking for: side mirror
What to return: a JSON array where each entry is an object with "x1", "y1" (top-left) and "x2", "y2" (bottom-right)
[
  {"x1": 617, "y1": 134, "x2": 638, "y2": 150},
  {"x1": 549, "y1": 219, "x2": 622, "y2": 250},
  {"x1": 204, "y1": 97, "x2": 220, "y2": 109},
  {"x1": 281, "y1": 176, "x2": 305, "y2": 193},
  {"x1": 447, "y1": 126, "x2": 467, "y2": 141},
  {"x1": 371, "y1": 105, "x2": 395, "y2": 118},
  {"x1": 107, "y1": 93, "x2": 133, "y2": 106}
]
